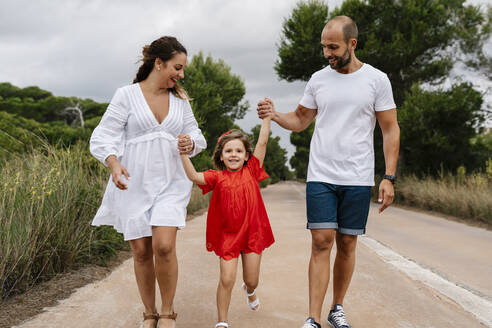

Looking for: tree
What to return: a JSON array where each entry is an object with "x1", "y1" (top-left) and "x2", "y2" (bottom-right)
[
  {"x1": 290, "y1": 122, "x2": 314, "y2": 179},
  {"x1": 275, "y1": 0, "x2": 329, "y2": 82},
  {"x1": 184, "y1": 52, "x2": 249, "y2": 155},
  {"x1": 399, "y1": 83, "x2": 486, "y2": 174},
  {"x1": 0, "y1": 82, "x2": 52, "y2": 100},
  {"x1": 0, "y1": 83, "x2": 107, "y2": 124},
  {"x1": 250, "y1": 124, "x2": 292, "y2": 183},
  {"x1": 276, "y1": 0, "x2": 491, "y2": 177},
  {"x1": 0, "y1": 111, "x2": 92, "y2": 158},
  {"x1": 277, "y1": 0, "x2": 491, "y2": 105}
]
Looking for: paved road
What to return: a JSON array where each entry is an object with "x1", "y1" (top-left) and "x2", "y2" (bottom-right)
[{"x1": 15, "y1": 181, "x2": 492, "y2": 327}]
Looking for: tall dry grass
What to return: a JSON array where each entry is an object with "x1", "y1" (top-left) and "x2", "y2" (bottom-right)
[
  {"x1": 395, "y1": 166, "x2": 492, "y2": 224},
  {"x1": 0, "y1": 143, "x2": 125, "y2": 299},
  {"x1": 0, "y1": 143, "x2": 211, "y2": 300},
  {"x1": 187, "y1": 184, "x2": 211, "y2": 214}
]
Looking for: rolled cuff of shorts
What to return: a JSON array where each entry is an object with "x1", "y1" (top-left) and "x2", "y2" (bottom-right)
[
  {"x1": 337, "y1": 227, "x2": 365, "y2": 235},
  {"x1": 306, "y1": 222, "x2": 338, "y2": 230}
]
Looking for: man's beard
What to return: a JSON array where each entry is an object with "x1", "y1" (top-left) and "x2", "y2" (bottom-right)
[{"x1": 328, "y1": 48, "x2": 351, "y2": 70}]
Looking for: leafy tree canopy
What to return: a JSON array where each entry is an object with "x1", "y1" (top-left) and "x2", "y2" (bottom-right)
[
  {"x1": 184, "y1": 53, "x2": 249, "y2": 154},
  {"x1": 399, "y1": 82, "x2": 486, "y2": 174},
  {"x1": 276, "y1": 0, "x2": 491, "y2": 105},
  {"x1": 0, "y1": 82, "x2": 107, "y2": 125},
  {"x1": 251, "y1": 124, "x2": 292, "y2": 183},
  {"x1": 276, "y1": 0, "x2": 491, "y2": 177},
  {"x1": 0, "y1": 111, "x2": 92, "y2": 158},
  {"x1": 289, "y1": 122, "x2": 314, "y2": 179}
]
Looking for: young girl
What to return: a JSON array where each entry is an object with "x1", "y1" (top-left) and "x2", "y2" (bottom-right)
[{"x1": 179, "y1": 115, "x2": 274, "y2": 328}]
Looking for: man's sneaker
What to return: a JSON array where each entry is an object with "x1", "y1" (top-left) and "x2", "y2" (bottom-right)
[
  {"x1": 301, "y1": 317, "x2": 321, "y2": 328},
  {"x1": 327, "y1": 304, "x2": 352, "y2": 328}
]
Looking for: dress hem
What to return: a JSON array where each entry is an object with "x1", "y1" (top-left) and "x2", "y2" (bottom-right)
[{"x1": 206, "y1": 239, "x2": 274, "y2": 260}]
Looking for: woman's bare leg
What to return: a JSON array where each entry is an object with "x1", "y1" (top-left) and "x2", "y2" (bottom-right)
[
  {"x1": 129, "y1": 237, "x2": 157, "y2": 328},
  {"x1": 152, "y1": 226, "x2": 178, "y2": 328}
]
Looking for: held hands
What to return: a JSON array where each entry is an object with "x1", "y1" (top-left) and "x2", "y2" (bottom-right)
[
  {"x1": 378, "y1": 179, "x2": 394, "y2": 213},
  {"x1": 177, "y1": 134, "x2": 194, "y2": 155},
  {"x1": 257, "y1": 97, "x2": 275, "y2": 119},
  {"x1": 106, "y1": 155, "x2": 130, "y2": 190}
]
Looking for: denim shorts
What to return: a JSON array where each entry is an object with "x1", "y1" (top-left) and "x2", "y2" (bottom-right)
[{"x1": 306, "y1": 181, "x2": 371, "y2": 235}]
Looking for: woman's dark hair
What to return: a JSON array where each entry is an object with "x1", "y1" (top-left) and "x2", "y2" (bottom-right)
[
  {"x1": 133, "y1": 36, "x2": 189, "y2": 99},
  {"x1": 212, "y1": 129, "x2": 253, "y2": 171}
]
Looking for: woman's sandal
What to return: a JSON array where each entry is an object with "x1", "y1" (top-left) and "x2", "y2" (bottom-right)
[
  {"x1": 215, "y1": 322, "x2": 229, "y2": 328},
  {"x1": 241, "y1": 283, "x2": 260, "y2": 311},
  {"x1": 142, "y1": 312, "x2": 159, "y2": 328},
  {"x1": 158, "y1": 312, "x2": 177, "y2": 327}
]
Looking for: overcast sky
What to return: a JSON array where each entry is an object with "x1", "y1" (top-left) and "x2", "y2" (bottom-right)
[{"x1": 1, "y1": 0, "x2": 490, "y2": 162}]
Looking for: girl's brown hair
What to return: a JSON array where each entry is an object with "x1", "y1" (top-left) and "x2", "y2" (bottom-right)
[
  {"x1": 133, "y1": 36, "x2": 189, "y2": 100},
  {"x1": 212, "y1": 129, "x2": 253, "y2": 170}
]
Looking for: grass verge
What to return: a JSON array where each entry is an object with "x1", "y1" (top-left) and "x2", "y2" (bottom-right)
[
  {"x1": 370, "y1": 171, "x2": 492, "y2": 226},
  {"x1": 395, "y1": 173, "x2": 491, "y2": 225},
  {"x1": 0, "y1": 142, "x2": 211, "y2": 300}
]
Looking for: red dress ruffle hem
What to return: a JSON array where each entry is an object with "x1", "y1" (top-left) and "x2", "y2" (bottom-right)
[{"x1": 198, "y1": 155, "x2": 275, "y2": 260}]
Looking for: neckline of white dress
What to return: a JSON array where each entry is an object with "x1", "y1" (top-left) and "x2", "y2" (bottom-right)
[{"x1": 136, "y1": 83, "x2": 173, "y2": 126}]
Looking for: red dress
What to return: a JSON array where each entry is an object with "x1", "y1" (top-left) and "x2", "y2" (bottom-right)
[{"x1": 198, "y1": 155, "x2": 275, "y2": 260}]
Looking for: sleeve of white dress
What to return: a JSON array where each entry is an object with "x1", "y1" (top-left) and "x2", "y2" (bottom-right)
[
  {"x1": 90, "y1": 87, "x2": 129, "y2": 166},
  {"x1": 182, "y1": 100, "x2": 207, "y2": 158}
]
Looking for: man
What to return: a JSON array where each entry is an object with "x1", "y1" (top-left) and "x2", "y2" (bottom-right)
[{"x1": 257, "y1": 16, "x2": 400, "y2": 328}]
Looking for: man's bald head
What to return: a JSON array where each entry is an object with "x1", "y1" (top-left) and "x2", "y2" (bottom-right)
[{"x1": 324, "y1": 16, "x2": 358, "y2": 44}]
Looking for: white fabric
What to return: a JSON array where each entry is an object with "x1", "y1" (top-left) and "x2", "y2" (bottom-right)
[
  {"x1": 90, "y1": 83, "x2": 206, "y2": 240},
  {"x1": 299, "y1": 63, "x2": 395, "y2": 186}
]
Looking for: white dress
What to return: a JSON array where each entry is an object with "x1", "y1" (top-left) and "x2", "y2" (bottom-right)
[{"x1": 90, "y1": 83, "x2": 206, "y2": 240}]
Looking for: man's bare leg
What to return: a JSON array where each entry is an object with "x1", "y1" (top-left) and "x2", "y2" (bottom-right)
[
  {"x1": 332, "y1": 232, "x2": 358, "y2": 308},
  {"x1": 308, "y1": 229, "x2": 336, "y2": 323}
]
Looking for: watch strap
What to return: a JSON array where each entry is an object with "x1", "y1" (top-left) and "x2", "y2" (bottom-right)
[{"x1": 383, "y1": 174, "x2": 397, "y2": 184}]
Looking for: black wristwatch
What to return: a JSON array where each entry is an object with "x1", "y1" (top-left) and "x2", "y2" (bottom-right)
[{"x1": 383, "y1": 174, "x2": 397, "y2": 185}]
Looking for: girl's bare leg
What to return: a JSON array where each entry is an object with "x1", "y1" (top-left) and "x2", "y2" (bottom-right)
[
  {"x1": 217, "y1": 257, "x2": 239, "y2": 324},
  {"x1": 152, "y1": 227, "x2": 178, "y2": 328},
  {"x1": 241, "y1": 252, "x2": 262, "y2": 309},
  {"x1": 129, "y1": 237, "x2": 157, "y2": 328}
]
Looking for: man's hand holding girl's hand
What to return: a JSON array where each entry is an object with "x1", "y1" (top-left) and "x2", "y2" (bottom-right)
[{"x1": 257, "y1": 97, "x2": 275, "y2": 119}]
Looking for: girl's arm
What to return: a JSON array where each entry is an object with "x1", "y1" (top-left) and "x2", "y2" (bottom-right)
[
  {"x1": 180, "y1": 154, "x2": 206, "y2": 185},
  {"x1": 253, "y1": 113, "x2": 271, "y2": 168}
]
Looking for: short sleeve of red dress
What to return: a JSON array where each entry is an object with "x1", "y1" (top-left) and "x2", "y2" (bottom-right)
[
  {"x1": 246, "y1": 155, "x2": 269, "y2": 182},
  {"x1": 197, "y1": 169, "x2": 219, "y2": 194}
]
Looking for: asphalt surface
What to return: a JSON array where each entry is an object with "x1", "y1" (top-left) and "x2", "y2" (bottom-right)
[{"x1": 15, "y1": 181, "x2": 492, "y2": 328}]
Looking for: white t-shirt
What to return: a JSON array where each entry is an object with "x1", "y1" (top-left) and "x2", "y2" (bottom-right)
[{"x1": 299, "y1": 63, "x2": 395, "y2": 186}]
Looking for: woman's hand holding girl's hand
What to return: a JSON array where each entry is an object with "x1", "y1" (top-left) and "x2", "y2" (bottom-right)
[
  {"x1": 178, "y1": 134, "x2": 194, "y2": 155},
  {"x1": 106, "y1": 155, "x2": 131, "y2": 190}
]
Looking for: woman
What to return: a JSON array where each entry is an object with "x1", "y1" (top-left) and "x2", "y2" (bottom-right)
[{"x1": 90, "y1": 36, "x2": 206, "y2": 328}]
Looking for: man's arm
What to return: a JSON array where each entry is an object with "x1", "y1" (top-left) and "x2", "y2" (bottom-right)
[
  {"x1": 258, "y1": 99, "x2": 316, "y2": 133},
  {"x1": 376, "y1": 108, "x2": 400, "y2": 213}
]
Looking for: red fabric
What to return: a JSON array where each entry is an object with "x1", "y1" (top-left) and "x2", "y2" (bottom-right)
[{"x1": 197, "y1": 155, "x2": 274, "y2": 260}]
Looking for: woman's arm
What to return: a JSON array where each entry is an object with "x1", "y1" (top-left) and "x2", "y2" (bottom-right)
[
  {"x1": 90, "y1": 88, "x2": 130, "y2": 190},
  {"x1": 179, "y1": 154, "x2": 206, "y2": 185},
  {"x1": 90, "y1": 88, "x2": 128, "y2": 165},
  {"x1": 253, "y1": 116, "x2": 271, "y2": 167},
  {"x1": 181, "y1": 100, "x2": 207, "y2": 157}
]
